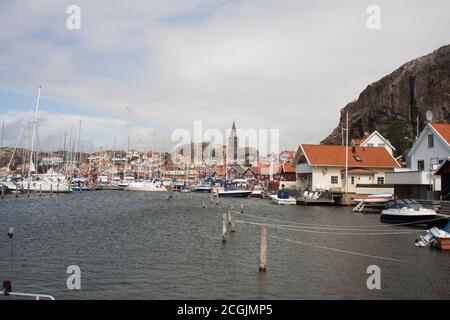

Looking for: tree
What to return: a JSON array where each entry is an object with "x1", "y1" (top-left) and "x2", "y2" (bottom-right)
[{"x1": 380, "y1": 120, "x2": 413, "y2": 158}]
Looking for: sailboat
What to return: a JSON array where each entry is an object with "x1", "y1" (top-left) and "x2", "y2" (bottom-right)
[{"x1": 24, "y1": 86, "x2": 71, "y2": 193}]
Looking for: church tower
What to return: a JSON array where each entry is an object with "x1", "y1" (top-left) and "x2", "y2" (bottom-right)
[{"x1": 228, "y1": 120, "x2": 239, "y2": 163}]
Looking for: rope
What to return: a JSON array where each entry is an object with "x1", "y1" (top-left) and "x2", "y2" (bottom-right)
[
  {"x1": 235, "y1": 219, "x2": 422, "y2": 236},
  {"x1": 234, "y1": 212, "x2": 424, "y2": 232},
  {"x1": 233, "y1": 211, "x2": 444, "y2": 229},
  {"x1": 270, "y1": 235, "x2": 408, "y2": 263}
]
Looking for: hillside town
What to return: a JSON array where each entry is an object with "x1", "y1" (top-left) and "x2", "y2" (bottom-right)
[{"x1": 1, "y1": 117, "x2": 449, "y2": 205}]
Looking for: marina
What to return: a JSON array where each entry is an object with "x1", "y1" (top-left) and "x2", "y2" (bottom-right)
[
  {"x1": 0, "y1": 1, "x2": 449, "y2": 304},
  {"x1": 0, "y1": 190, "x2": 449, "y2": 300}
]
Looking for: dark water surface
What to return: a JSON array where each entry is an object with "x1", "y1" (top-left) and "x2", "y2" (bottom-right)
[{"x1": 0, "y1": 191, "x2": 448, "y2": 300}]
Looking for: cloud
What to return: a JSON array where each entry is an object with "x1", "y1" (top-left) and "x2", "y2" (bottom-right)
[{"x1": 0, "y1": 0, "x2": 449, "y2": 151}]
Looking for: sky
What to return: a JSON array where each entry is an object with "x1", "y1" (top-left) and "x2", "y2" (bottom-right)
[{"x1": 0, "y1": 0, "x2": 449, "y2": 152}]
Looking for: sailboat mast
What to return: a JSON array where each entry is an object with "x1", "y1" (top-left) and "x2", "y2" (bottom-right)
[
  {"x1": 29, "y1": 86, "x2": 42, "y2": 181},
  {"x1": 0, "y1": 121, "x2": 5, "y2": 150},
  {"x1": 345, "y1": 111, "x2": 349, "y2": 194},
  {"x1": 76, "y1": 120, "x2": 81, "y2": 175}
]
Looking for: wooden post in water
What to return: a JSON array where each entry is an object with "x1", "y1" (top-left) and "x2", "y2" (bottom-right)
[
  {"x1": 1, "y1": 187, "x2": 4, "y2": 199},
  {"x1": 210, "y1": 189, "x2": 214, "y2": 203},
  {"x1": 27, "y1": 183, "x2": 30, "y2": 198},
  {"x1": 240, "y1": 202, "x2": 244, "y2": 213},
  {"x1": 39, "y1": 184, "x2": 42, "y2": 197},
  {"x1": 227, "y1": 206, "x2": 232, "y2": 226},
  {"x1": 216, "y1": 190, "x2": 219, "y2": 205},
  {"x1": 259, "y1": 225, "x2": 268, "y2": 272},
  {"x1": 57, "y1": 183, "x2": 59, "y2": 195},
  {"x1": 202, "y1": 200, "x2": 206, "y2": 208},
  {"x1": 230, "y1": 209, "x2": 236, "y2": 233},
  {"x1": 50, "y1": 184, "x2": 53, "y2": 196},
  {"x1": 221, "y1": 212, "x2": 227, "y2": 242},
  {"x1": 15, "y1": 184, "x2": 18, "y2": 199}
]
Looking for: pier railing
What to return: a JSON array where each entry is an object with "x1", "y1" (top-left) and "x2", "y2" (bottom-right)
[{"x1": 5, "y1": 292, "x2": 55, "y2": 300}]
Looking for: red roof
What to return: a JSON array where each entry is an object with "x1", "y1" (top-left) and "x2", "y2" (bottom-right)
[
  {"x1": 299, "y1": 144, "x2": 400, "y2": 168},
  {"x1": 282, "y1": 162, "x2": 296, "y2": 173},
  {"x1": 252, "y1": 165, "x2": 280, "y2": 175},
  {"x1": 432, "y1": 124, "x2": 450, "y2": 144}
]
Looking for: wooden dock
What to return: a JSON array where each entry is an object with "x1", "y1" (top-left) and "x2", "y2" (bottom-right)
[{"x1": 296, "y1": 197, "x2": 335, "y2": 205}]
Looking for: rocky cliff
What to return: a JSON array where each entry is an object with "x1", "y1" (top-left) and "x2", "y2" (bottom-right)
[{"x1": 322, "y1": 44, "x2": 450, "y2": 145}]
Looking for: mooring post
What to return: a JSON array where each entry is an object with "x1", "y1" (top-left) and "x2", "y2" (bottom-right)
[
  {"x1": 1, "y1": 187, "x2": 4, "y2": 199},
  {"x1": 202, "y1": 200, "x2": 206, "y2": 208},
  {"x1": 230, "y1": 209, "x2": 236, "y2": 233},
  {"x1": 27, "y1": 183, "x2": 30, "y2": 198},
  {"x1": 221, "y1": 212, "x2": 227, "y2": 242},
  {"x1": 210, "y1": 189, "x2": 214, "y2": 203},
  {"x1": 259, "y1": 225, "x2": 268, "y2": 272},
  {"x1": 15, "y1": 184, "x2": 18, "y2": 199},
  {"x1": 240, "y1": 202, "x2": 244, "y2": 213},
  {"x1": 50, "y1": 184, "x2": 53, "y2": 196},
  {"x1": 227, "y1": 206, "x2": 232, "y2": 226},
  {"x1": 216, "y1": 190, "x2": 219, "y2": 205},
  {"x1": 39, "y1": 184, "x2": 42, "y2": 197},
  {"x1": 57, "y1": 183, "x2": 59, "y2": 195}
]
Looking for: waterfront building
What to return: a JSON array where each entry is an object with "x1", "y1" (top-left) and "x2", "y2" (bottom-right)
[
  {"x1": 293, "y1": 144, "x2": 400, "y2": 192},
  {"x1": 385, "y1": 123, "x2": 450, "y2": 199},
  {"x1": 351, "y1": 130, "x2": 396, "y2": 155}
]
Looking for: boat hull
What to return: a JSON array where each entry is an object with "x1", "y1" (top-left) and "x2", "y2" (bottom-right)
[
  {"x1": 380, "y1": 213, "x2": 444, "y2": 226},
  {"x1": 193, "y1": 188, "x2": 212, "y2": 193},
  {"x1": 218, "y1": 191, "x2": 252, "y2": 198}
]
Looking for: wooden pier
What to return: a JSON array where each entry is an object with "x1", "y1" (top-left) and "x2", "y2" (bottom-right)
[{"x1": 296, "y1": 197, "x2": 335, "y2": 205}]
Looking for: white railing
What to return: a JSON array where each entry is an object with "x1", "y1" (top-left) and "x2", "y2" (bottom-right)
[{"x1": 7, "y1": 292, "x2": 55, "y2": 300}]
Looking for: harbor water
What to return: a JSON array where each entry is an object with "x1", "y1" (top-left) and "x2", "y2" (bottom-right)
[{"x1": 0, "y1": 191, "x2": 448, "y2": 300}]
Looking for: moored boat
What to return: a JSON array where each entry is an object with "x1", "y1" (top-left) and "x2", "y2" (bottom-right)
[
  {"x1": 380, "y1": 199, "x2": 444, "y2": 225},
  {"x1": 270, "y1": 189, "x2": 296, "y2": 205},
  {"x1": 352, "y1": 193, "x2": 393, "y2": 203},
  {"x1": 250, "y1": 185, "x2": 264, "y2": 198},
  {"x1": 127, "y1": 179, "x2": 166, "y2": 192}
]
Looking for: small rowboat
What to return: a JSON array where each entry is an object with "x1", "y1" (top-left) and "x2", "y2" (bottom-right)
[{"x1": 270, "y1": 195, "x2": 297, "y2": 205}]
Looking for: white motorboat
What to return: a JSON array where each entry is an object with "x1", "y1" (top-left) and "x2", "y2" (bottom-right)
[
  {"x1": 119, "y1": 176, "x2": 135, "y2": 188},
  {"x1": 127, "y1": 179, "x2": 166, "y2": 192},
  {"x1": 193, "y1": 182, "x2": 212, "y2": 193},
  {"x1": 380, "y1": 199, "x2": 444, "y2": 225},
  {"x1": 270, "y1": 194, "x2": 297, "y2": 205},
  {"x1": 250, "y1": 185, "x2": 264, "y2": 198}
]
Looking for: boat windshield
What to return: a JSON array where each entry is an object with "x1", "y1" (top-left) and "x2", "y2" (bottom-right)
[
  {"x1": 403, "y1": 199, "x2": 423, "y2": 209},
  {"x1": 386, "y1": 199, "x2": 423, "y2": 210}
]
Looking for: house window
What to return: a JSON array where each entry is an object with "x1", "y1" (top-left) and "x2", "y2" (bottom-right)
[
  {"x1": 331, "y1": 176, "x2": 338, "y2": 184},
  {"x1": 367, "y1": 143, "x2": 374, "y2": 147},
  {"x1": 428, "y1": 135, "x2": 434, "y2": 148},
  {"x1": 417, "y1": 160, "x2": 425, "y2": 171},
  {"x1": 351, "y1": 176, "x2": 355, "y2": 185},
  {"x1": 377, "y1": 177, "x2": 384, "y2": 184},
  {"x1": 378, "y1": 143, "x2": 385, "y2": 147}
]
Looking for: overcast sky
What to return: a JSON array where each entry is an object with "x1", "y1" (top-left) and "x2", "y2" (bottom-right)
[{"x1": 0, "y1": 0, "x2": 449, "y2": 152}]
